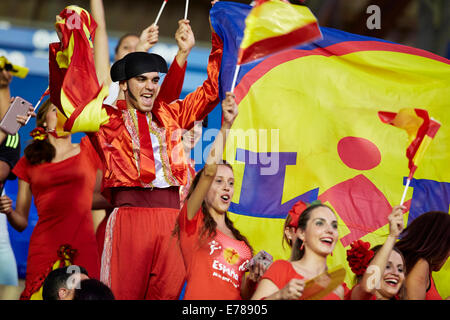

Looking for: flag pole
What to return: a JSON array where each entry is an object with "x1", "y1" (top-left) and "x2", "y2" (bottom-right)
[
  {"x1": 154, "y1": 0, "x2": 168, "y2": 26},
  {"x1": 400, "y1": 178, "x2": 411, "y2": 206},
  {"x1": 184, "y1": 0, "x2": 189, "y2": 20},
  {"x1": 230, "y1": 64, "x2": 240, "y2": 93},
  {"x1": 25, "y1": 88, "x2": 49, "y2": 125}
]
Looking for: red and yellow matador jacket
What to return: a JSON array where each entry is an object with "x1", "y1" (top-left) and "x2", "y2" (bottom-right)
[{"x1": 87, "y1": 33, "x2": 223, "y2": 200}]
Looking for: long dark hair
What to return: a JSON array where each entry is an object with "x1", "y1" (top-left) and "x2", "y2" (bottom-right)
[
  {"x1": 395, "y1": 211, "x2": 450, "y2": 274},
  {"x1": 291, "y1": 203, "x2": 335, "y2": 261},
  {"x1": 24, "y1": 99, "x2": 56, "y2": 165},
  {"x1": 173, "y1": 163, "x2": 253, "y2": 253}
]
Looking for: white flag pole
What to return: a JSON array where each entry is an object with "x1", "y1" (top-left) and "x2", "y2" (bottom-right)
[
  {"x1": 154, "y1": 0, "x2": 168, "y2": 25},
  {"x1": 230, "y1": 64, "x2": 240, "y2": 93},
  {"x1": 184, "y1": 0, "x2": 189, "y2": 20},
  {"x1": 400, "y1": 177, "x2": 411, "y2": 206},
  {"x1": 25, "y1": 88, "x2": 49, "y2": 125}
]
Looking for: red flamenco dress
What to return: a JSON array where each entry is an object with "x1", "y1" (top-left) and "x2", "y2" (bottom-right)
[{"x1": 12, "y1": 137, "x2": 101, "y2": 300}]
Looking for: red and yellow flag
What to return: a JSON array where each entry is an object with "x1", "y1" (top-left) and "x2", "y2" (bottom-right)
[
  {"x1": 379, "y1": 108, "x2": 441, "y2": 179},
  {"x1": 211, "y1": 1, "x2": 450, "y2": 297},
  {"x1": 49, "y1": 5, "x2": 109, "y2": 133},
  {"x1": 237, "y1": 0, "x2": 322, "y2": 65}
]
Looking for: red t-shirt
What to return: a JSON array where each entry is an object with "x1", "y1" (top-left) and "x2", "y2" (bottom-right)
[
  {"x1": 178, "y1": 201, "x2": 252, "y2": 300},
  {"x1": 261, "y1": 260, "x2": 344, "y2": 300}
]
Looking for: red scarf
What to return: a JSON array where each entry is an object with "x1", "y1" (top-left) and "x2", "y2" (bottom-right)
[{"x1": 117, "y1": 100, "x2": 156, "y2": 184}]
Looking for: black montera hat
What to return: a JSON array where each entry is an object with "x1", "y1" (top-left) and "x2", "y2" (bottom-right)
[{"x1": 110, "y1": 52, "x2": 168, "y2": 82}]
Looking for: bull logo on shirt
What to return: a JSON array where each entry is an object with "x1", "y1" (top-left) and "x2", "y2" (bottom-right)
[{"x1": 223, "y1": 247, "x2": 240, "y2": 265}]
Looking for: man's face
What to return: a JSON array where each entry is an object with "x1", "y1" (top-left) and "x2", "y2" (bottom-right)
[{"x1": 120, "y1": 72, "x2": 161, "y2": 113}]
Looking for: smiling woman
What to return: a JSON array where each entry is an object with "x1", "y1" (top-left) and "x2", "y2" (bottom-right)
[
  {"x1": 346, "y1": 205, "x2": 406, "y2": 300},
  {"x1": 251, "y1": 201, "x2": 347, "y2": 300}
]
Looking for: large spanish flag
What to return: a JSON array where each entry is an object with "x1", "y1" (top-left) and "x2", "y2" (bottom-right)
[
  {"x1": 49, "y1": 5, "x2": 109, "y2": 133},
  {"x1": 237, "y1": 0, "x2": 321, "y2": 65},
  {"x1": 210, "y1": 2, "x2": 450, "y2": 297}
]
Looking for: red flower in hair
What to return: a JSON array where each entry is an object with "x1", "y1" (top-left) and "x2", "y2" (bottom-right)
[
  {"x1": 287, "y1": 200, "x2": 308, "y2": 228},
  {"x1": 30, "y1": 127, "x2": 48, "y2": 141},
  {"x1": 287, "y1": 200, "x2": 323, "y2": 228},
  {"x1": 346, "y1": 240, "x2": 374, "y2": 276}
]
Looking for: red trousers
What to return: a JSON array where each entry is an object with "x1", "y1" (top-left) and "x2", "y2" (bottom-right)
[{"x1": 100, "y1": 206, "x2": 186, "y2": 300}]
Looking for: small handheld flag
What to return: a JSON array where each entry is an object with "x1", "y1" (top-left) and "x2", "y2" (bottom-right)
[
  {"x1": 238, "y1": 0, "x2": 321, "y2": 65},
  {"x1": 231, "y1": 0, "x2": 322, "y2": 92},
  {"x1": 379, "y1": 108, "x2": 441, "y2": 204}
]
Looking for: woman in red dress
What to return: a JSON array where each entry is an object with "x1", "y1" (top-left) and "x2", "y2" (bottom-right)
[
  {"x1": 0, "y1": 100, "x2": 101, "y2": 299},
  {"x1": 346, "y1": 205, "x2": 406, "y2": 300},
  {"x1": 175, "y1": 92, "x2": 265, "y2": 300},
  {"x1": 251, "y1": 201, "x2": 346, "y2": 300}
]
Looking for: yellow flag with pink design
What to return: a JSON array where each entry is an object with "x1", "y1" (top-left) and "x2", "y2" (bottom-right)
[{"x1": 211, "y1": 2, "x2": 450, "y2": 298}]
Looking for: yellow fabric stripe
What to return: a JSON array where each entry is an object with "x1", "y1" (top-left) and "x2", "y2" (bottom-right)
[
  {"x1": 65, "y1": 5, "x2": 82, "y2": 14},
  {"x1": 240, "y1": 0, "x2": 317, "y2": 50},
  {"x1": 69, "y1": 85, "x2": 110, "y2": 133},
  {"x1": 59, "y1": 85, "x2": 76, "y2": 117},
  {"x1": 56, "y1": 33, "x2": 75, "y2": 69},
  {"x1": 82, "y1": 24, "x2": 94, "y2": 48},
  {"x1": 412, "y1": 134, "x2": 434, "y2": 169}
]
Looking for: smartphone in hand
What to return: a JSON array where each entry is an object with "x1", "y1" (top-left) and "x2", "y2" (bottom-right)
[
  {"x1": 0, "y1": 97, "x2": 33, "y2": 135},
  {"x1": 247, "y1": 250, "x2": 273, "y2": 270}
]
